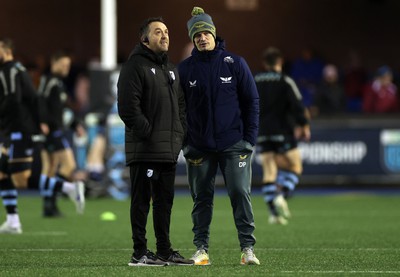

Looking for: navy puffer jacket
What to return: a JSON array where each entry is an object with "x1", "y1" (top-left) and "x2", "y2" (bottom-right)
[{"x1": 178, "y1": 38, "x2": 259, "y2": 151}]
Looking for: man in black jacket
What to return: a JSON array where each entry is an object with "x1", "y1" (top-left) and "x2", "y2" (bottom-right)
[
  {"x1": 0, "y1": 38, "x2": 37, "y2": 234},
  {"x1": 117, "y1": 17, "x2": 192, "y2": 266},
  {"x1": 38, "y1": 51, "x2": 85, "y2": 217}
]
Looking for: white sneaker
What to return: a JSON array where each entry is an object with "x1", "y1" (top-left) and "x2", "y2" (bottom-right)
[
  {"x1": 0, "y1": 221, "x2": 22, "y2": 234},
  {"x1": 268, "y1": 215, "x2": 288, "y2": 225},
  {"x1": 274, "y1": 194, "x2": 291, "y2": 218},
  {"x1": 68, "y1": 181, "x2": 85, "y2": 214},
  {"x1": 191, "y1": 249, "x2": 210, "y2": 265},
  {"x1": 240, "y1": 247, "x2": 260, "y2": 265}
]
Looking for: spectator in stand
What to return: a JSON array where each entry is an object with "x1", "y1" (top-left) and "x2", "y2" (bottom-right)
[
  {"x1": 362, "y1": 66, "x2": 399, "y2": 113},
  {"x1": 343, "y1": 51, "x2": 367, "y2": 112},
  {"x1": 313, "y1": 64, "x2": 346, "y2": 116},
  {"x1": 290, "y1": 47, "x2": 324, "y2": 108}
]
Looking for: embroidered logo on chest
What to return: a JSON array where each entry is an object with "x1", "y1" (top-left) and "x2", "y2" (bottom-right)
[
  {"x1": 220, "y1": 77, "x2": 232, "y2": 84},
  {"x1": 189, "y1": 80, "x2": 197, "y2": 87}
]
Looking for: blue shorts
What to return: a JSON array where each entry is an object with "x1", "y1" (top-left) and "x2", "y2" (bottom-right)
[
  {"x1": 45, "y1": 130, "x2": 72, "y2": 153},
  {"x1": 0, "y1": 132, "x2": 34, "y2": 174},
  {"x1": 258, "y1": 134, "x2": 297, "y2": 154}
]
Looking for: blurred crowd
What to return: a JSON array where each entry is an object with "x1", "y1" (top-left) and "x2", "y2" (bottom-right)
[
  {"x1": 280, "y1": 48, "x2": 400, "y2": 117},
  {"x1": 21, "y1": 47, "x2": 400, "y2": 125}
]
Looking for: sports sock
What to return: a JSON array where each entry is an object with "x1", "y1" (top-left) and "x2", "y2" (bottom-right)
[
  {"x1": 40, "y1": 174, "x2": 70, "y2": 216},
  {"x1": 0, "y1": 178, "x2": 21, "y2": 227},
  {"x1": 39, "y1": 174, "x2": 66, "y2": 196},
  {"x1": 0, "y1": 178, "x2": 18, "y2": 214},
  {"x1": 54, "y1": 174, "x2": 75, "y2": 194},
  {"x1": 277, "y1": 170, "x2": 299, "y2": 199},
  {"x1": 261, "y1": 182, "x2": 279, "y2": 216},
  {"x1": 6, "y1": 214, "x2": 21, "y2": 228},
  {"x1": 61, "y1": 182, "x2": 75, "y2": 194}
]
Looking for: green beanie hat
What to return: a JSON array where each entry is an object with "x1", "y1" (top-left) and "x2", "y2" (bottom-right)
[{"x1": 187, "y1": 7, "x2": 216, "y2": 41}]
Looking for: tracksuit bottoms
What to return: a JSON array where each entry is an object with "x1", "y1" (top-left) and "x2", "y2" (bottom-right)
[{"x1": 183, "y1": 139, "x2": 256, "y2": 251}]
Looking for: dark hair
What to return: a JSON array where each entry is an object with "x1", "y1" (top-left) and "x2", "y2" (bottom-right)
[
  {"x1": 139, "y1": 17, "x2": 165, "y2": 41},
  {"x1": 0, "y1": 37, "x2": 15, "y2": 52},
  {"x1": 51, "y1": 50, "x2": 70, "y2": 63},
  {"x1": 262, "y1": 47, "x2": 282, "y2": 66}
]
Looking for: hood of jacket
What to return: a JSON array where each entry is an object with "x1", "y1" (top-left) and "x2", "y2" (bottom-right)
[
  {"x1": 128, "y1": 43, "x2": 169, "y2": 66},
  {"x1": 118, "y1": 42, "x2": 186, "y2": 165},
  {"x1": 190, "y1": 37, "x2": 225, "y2": 61}
]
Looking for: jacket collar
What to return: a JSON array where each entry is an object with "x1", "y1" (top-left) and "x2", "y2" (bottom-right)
[
  {"x1": 129, "y1": 43, "x2": 168, "y2": 65},
  {"x1": 191, "y1": 37, "x2": 225, "y2": 60}
]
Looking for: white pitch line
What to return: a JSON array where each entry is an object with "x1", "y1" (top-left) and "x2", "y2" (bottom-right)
[
  {"x1": 282, "y1": 271, "x2": 400, "y2": 274},
  {"x1": 0, "y1": 249, "x2": 132, "y2": 252},
  {"x1": 259, "y1": 248, "x2": 400, "y2": 252},
  {"x1": 22, "y1": 231, "x2": 68, "y2": 236},
  {"x1": 1, "y1": 248, "x2": 399, "y2": 252}
]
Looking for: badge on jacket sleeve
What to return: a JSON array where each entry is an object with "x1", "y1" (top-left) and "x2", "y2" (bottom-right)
[
  {"x1": 224, "y1": 56, "x2": 234, "y2": 63},
  {"x1": 169, "y1": 71, "x2": 175, "y2": 81},
  {"x1": 147, "y1": 169, "x2": 154, "y2": 178}
]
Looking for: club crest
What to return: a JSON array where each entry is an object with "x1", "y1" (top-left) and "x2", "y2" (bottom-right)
[
  {"x1": 169, "y1": 71, "x2": 175, "y2": 81},
  {"x1": 187, "y1": 158, "x2": 203, "y2": 166}
]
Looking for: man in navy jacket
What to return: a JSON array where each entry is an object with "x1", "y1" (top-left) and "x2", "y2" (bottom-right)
[{"x1": 178, "y1": 7, "x2": 260, "y2": 266}]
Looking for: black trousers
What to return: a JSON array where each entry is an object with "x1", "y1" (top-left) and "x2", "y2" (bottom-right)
[{"x1": 129, "y1": 162, "x2": 176, "y2": 258}]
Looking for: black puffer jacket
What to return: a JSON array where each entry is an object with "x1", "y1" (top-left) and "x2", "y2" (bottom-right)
[{"x1": 117, "y1": 43, "x2": 186, "y2": 165}]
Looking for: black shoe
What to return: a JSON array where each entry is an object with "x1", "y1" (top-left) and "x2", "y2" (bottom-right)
[
  {"x1": 43, "y1": 197, "x2": 63, "y2": 218},
  {"x1": 43, "y1": 208, "x2": 63, "y2": 218},
  {"x1": 128, "y1": 250, "x2": 168, "y2": 267},
  {"x1": 158, "y1": 250, "x2": 194, "y2": 266}
]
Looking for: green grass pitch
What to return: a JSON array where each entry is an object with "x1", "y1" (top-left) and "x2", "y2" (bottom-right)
[{"x1": 1, "y1": 191, "x2": 399, "y2": 276}]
